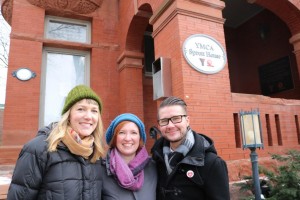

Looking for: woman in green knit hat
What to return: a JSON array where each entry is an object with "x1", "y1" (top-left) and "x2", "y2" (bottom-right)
[{"x1": 7, "y1": 85, "x2": 105, "y2": 200}]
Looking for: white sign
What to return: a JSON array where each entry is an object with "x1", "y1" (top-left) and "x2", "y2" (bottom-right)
[{"x1": 182, "y1": 34, "x2": 227, "y2": 74}]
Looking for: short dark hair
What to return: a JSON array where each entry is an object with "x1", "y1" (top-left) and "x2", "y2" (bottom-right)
[{"x1": 159, "y1": 96, "x2": 187, "y2": 114}]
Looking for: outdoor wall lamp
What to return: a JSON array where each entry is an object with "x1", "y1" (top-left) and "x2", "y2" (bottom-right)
[
  {"x1": 12, "y1": 68, "x2": 36, "y2": 81},
  {"x1": 149, "y1": 126, "x2": 161, "y2": 141},
  {"x1": 240, "y1": 108, "x2": 264, "y2": 200}
]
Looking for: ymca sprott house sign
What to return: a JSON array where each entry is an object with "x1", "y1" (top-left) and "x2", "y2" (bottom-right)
[{"x1": 182, "y1": 34, "x2": 227, "y2": 74}]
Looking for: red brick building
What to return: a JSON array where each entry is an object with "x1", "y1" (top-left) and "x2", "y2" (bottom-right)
[{"x1": 1, "y1": 0, "x2": 300, "y2": 181}]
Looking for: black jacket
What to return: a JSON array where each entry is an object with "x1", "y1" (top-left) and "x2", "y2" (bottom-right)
[
  {"x1": 7, "y1": 124, "x2": 103, "y2": 200},
  {"x1": 151, "y1": 131, "x2": 230, "y2": 200}
]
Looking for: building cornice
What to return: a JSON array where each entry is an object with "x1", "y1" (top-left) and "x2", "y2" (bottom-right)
[
  {"x1": 150, "y1": 0, "x2": 225, "y2": 38},
  {"x1": 117, "y1": 51, "x2": 144, "y2": 72},
  {"x1": 26, "y1": 0, "x2": 103, "y2": 14},
  {"x1": 1, "y1": 0, "x2": 103, "y2": 25},
  {"x1": 1, "y1": 0, "x2": 13, "y2": 25}
]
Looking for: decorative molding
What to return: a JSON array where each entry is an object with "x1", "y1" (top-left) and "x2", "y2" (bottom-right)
[
  {"x1": 149, "y1": 0, "x2": 174, "y2": 25},
  {"x1": 150, "y1": 0, "x2": 225, "y2": 37},
  {"x1": 26, "y1": 0, "x2": 103, "y2": 14},
  {"x1": 133, "y1": 0, "x2": 152, "y2": 18},
  {"x1": 188, "y1": 0, "x2": 225, "y2": 9},
  {"x1": 1, "y1": 0, "x2": 13, "y2": 25},
  {"x1": 290, "y1": 33, "x2": 300, "y2": 45},
  {"x1": 10, "y1": 33, "x2": 119, "y2": 51},
  {"x1": 177, "y1": 8, "x2": 225, "y2": 23},
  {"x1": 290, "y1": 33, "x2": 300, "y2": 55},
  {"x1": 152, "y1": 7, "x2": 225, "y2": 38},
  {"x1": 289, "y1": 0, "x2": 300, "y2": 8},
  {"x1": 232, "y1": 92, "x2": 300, "y2": 106},
  {"x1": 117, "y1": 51, "x2": 144, "y2": 72}
]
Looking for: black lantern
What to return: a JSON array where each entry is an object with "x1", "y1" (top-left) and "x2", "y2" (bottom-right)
[{"x1": 240, "y1": 108, "x2": 264, "y2": 200}]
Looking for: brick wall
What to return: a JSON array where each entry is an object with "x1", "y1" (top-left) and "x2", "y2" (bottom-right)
[{"x1": 0, "y1": 106, "x2": 3, "y2": 144}]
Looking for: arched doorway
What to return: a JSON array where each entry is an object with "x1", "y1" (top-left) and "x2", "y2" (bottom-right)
[
  {"x1": 118, "y1": 3, "x2": 157, "y2": 150},
  {"x1": 223, "y1": 0, "x2": 300, "y2": 100}
]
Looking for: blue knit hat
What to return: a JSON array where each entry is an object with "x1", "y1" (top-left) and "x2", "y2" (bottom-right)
[{"x1": 106, "y1": 113, "x2": 146, "y2": 145}]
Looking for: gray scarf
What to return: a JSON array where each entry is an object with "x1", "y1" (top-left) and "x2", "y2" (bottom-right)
[{"x1": 163, "y1": 128, "x2": 195, "y2": 174}]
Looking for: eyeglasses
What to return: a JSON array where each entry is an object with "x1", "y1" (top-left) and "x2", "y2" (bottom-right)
[{"x1": 158, "y1": 115, "x2": 187, "y2": 126}]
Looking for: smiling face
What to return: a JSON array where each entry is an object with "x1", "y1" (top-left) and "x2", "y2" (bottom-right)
[
  {"x1": 115, "y1": 122, "x2": 141, "y2": 163},
  {"x1": 69, "y1": 99, "x2": 99, "y2": 138},
  {"x1": 158, "y1": 105, "x2": 190, "y2": 150}
]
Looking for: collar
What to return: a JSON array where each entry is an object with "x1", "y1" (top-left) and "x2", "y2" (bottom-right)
[{"x1": 152, "y1": 131, "x2": 212, "y2": 167}]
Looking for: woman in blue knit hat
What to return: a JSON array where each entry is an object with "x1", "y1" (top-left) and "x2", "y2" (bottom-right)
[
  {"x1": 7, "y1": 85, "x2": 105, "y2": 200},
  {"x1": 100, "y1": 113, "x2": 157, "y2": 200}
]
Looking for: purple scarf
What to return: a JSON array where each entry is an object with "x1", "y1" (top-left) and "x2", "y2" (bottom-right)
[{"x1": 109, "y1": 146, "x2": 150, "y2": 191}]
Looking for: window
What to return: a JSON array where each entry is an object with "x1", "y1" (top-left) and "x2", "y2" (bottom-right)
[
  {"x1": 233, "y1": 113, "x2": 241, "y2": 148},
  {"x1": 275, "y1": 114, "x2": 283, "y2": 145},
  {"x1": 45, "y1": 16, "x2": 91, "y2": 43},
  {"x1": 295, "y1": 115, "x2": 300, "y2": 144},
  {"x1": 40, "y1": 48, "x2": 90, "y2": 127},
  {"x1": 143, "y1": 32, "x2": 155, "y2": 76}
]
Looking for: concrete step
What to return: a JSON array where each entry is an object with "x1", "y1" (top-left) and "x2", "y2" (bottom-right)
[
  {"x1": 0, "y1": 184, "x2": 9, "y2": 200},
  {"x1": 0, "y1": 165, "x2": 13, "y2": 200}
]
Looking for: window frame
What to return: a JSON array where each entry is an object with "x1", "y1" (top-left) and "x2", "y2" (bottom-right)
[
  {"x1": 39, "y1": 47, "x2": 91, "y2": 127},
  {"x1": 44, "y1": 15, "x2": 91, "y2": 44}
]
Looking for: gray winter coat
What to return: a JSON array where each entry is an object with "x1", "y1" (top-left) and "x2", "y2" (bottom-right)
[{"x1": 100, "y1": 155, "x2": 157, "y2": 200}]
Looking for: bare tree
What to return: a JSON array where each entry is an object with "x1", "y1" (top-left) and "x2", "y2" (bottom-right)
[
  {"x1": 0, "y1": 8, "x2": 10, "y2": 105},
  {"x1": 0, "y1": 9, "x2": 10, "y2": 68}
]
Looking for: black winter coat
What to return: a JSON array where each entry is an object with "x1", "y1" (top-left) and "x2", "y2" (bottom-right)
[
  {"x1": 151, "y1": 131, "x2": 230, "y2": 200},
  {"x1": 7, "y1": 124, "x2": 103, "y2": 200}
]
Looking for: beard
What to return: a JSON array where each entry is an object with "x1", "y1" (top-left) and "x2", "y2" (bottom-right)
[{"x1": 167, "y1": 132, "x2": 186, "y2": 144}]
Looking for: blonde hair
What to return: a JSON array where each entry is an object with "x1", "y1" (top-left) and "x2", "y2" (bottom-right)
[{"x1": 47, "y1": 99, "x2": 105, "y2": 163}]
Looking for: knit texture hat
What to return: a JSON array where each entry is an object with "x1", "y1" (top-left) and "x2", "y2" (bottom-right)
[
  {"x1": 61, "y1": 85, "x2": 102, "y2": 115},
  {"x1": 106, "y1": 113, "x2": 146, "y2": 144}
]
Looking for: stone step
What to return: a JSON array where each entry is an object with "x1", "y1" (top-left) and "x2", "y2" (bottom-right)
[
  {"x1": 0, "y1": 165, "x2": 13, "y2": 200},
  {"x1": 0, "y1": 183, "x2": 9, "y2": 200}
]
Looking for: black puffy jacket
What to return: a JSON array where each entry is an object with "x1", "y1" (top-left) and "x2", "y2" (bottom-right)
[{"x1": 7, "y1": 124, "x2": 103, "y2": 200}]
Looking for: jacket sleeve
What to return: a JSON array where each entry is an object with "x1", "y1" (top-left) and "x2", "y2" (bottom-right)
[
  {"x1": 7, "y1": 139, "x2": 47, "y2": 200},
  {"x1": 204, "y1": 154, "x2": 230, "y2": 200}
]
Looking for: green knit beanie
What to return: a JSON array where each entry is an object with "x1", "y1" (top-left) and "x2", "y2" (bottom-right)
[{"x1": 61, "y1": 85, "x2": 102, "y2": 115}]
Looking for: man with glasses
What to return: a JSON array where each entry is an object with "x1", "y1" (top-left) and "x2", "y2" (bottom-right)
[{"x1": 151, "y1": 96, "x2": 230, "y2": 200}]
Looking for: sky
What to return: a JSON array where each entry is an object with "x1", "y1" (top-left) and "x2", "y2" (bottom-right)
[{"x1": 0, "y1": 9, "x2": 10, "y2": 105}]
